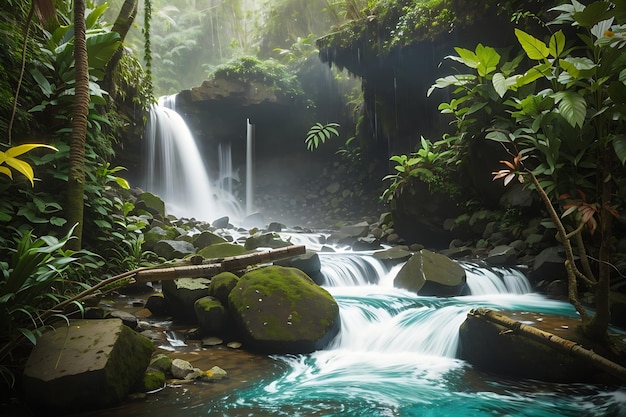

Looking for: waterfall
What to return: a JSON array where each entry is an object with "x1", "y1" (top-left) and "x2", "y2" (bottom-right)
[{"x1": 143, "y1": 95, "x2": 244, "y2": 222}]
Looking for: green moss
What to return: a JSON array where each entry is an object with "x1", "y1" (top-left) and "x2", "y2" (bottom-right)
[
  {"x1": 208, "y1": 56, "x2": 304, "y2": 101},
  {"x1": 197, "y1": 242, "x2": 246, "y2": 259},
  {"x1": 142, "y1": 370, "x2": 165, "y2": 392}
]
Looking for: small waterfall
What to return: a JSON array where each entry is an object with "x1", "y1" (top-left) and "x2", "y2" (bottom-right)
[
  {"x1": 320, "y1": 252, "x2": 389, "y2": 286},
  {"x1": 143, "y1": 95, "x2": 244, "y2": 221},
  {"x1": 463, "y1": 262, "x2": 532, "y2": 295}
]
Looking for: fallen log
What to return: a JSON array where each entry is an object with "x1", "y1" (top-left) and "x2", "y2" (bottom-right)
[
  {"x1": 134, "y1": 244, "x2": 306, "y2": 283},
  {"x1": 469, "y1": 307, "x2": 626, "y2": 382}
]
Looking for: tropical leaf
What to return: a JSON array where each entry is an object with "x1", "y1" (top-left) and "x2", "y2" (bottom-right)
[
  {"x1": 553, "y1": 91, "x2": 586, "y2": 128},
  {"x1": 515, "y1": 29, "x2": 550, "y2": 60},
  {"x1": 548, "y1": 30, "x2": 566, "y2": 58},
  {"x1": 612, "y1": 134, "x2": 626, "y2": 165}
]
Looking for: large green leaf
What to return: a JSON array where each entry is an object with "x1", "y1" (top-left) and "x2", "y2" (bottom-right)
[
  {"x1": 613, "y1": 134, "x2": 626, "y2": 165},
  {"x1": 452, "y1": 47, "x2": 479, "y2": 69},
  {"x1": 86, "y1": 31, "x2": 121, "y2": 71},
  {"x1": 553, "y1": 91, "x2": 586, "y2": 128},
  {"x1": 548, "y1": 30, "x2": 566, "y2": 58},
  {"x1": 573, "y1": 1, "x2": 613, "y2": 28},
  {"x1": 515, "y1": 29, "x2": 550, "y2": 60},
  {"x1": 475, "y1": 44, "x2": 500, "y2": 77},
  {"x1": 492, "y1": 73, "x2": 519, "y2": 97}
]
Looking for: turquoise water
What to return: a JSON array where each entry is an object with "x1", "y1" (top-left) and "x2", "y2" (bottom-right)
[{"x1": 202, "y1": 255, "x2": 626, "y2": 417}]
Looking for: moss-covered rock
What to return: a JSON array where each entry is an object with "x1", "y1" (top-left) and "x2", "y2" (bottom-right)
[
  {"x1": 244, "y1": 232, "x2": 291, "y2": 250},
  {"x1": 23, "y1": 319, "x2": 154, "y2": 413},
  {"x1": 142, "y1": 370, "x2": 165, "y2": 392},
  {"x1": 194, "y1": 296, "x2": 229, "y2": 337},
  {"x1": 136, "y1": 192, "x2": 166, "y2": 218},
  {"x1": 149, "y1": 353, "x2": 173, "y2": 374},
  {"x1": 208, "y1": 272, "x2": 240, "y2": 305},
  {"x1": 228, "y1": 265, "x2": 340, "y2": 353},
  {"x1": 193, "y1": 231, "x2": 227, "y2": 249},
  {"x1": 197, "y1": 242, "x2": 247, "y2": 259}
]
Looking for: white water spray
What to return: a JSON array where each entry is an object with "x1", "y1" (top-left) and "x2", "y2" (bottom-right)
[{"x1": 143, "y1": 95, "x2": 244, "y2": 222}]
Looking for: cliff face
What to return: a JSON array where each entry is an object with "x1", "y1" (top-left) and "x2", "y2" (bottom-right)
[{"x1": 315, "y1": 0, "x2": 550, "y2": 156}]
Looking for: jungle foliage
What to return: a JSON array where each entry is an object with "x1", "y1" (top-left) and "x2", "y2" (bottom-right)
[{"x1": 424, "y1": 0, "x2": 626, "y2": 339}]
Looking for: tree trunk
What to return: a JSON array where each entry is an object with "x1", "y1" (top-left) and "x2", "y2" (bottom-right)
[
  {"x1": 584, "y1": 148, "x2": 613, "y2": 339},
  {"x1": 65, "y1": 0, "x2": 89, "y2": 251},
  {"x1": 103, "y1": 0, "x2": 138, "y2": 96}
]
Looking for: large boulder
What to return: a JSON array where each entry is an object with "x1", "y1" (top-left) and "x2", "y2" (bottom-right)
[
  {"x1": 458, "y1": 310, "x2": 601, "y2": 382},
  {"x1": 23, "y1": 319, "x2": 154, "y2": 413},
  {"x1": 153, "y1": 239, "x2": 196, "y2": 260},
  {"x1": 394, "y1": 249, "x2": 467, "y2": 296},
  {"x1": 228, "y1": 265, "x2": 340, "y2": 353}
]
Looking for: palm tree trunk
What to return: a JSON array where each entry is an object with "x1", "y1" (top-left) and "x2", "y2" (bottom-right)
[{"x1": 66, "y1": 0, "x2": 89, "y2": 251}]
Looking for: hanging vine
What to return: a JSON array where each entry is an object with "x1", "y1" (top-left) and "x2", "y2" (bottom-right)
[{"x1": 143, "y1": 0, "x2": 153, "y2": 102}]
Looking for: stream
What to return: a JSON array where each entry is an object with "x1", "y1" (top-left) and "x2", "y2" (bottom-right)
[{"x1": 80, "y1": 251, "x2": 626, "y2": 417}]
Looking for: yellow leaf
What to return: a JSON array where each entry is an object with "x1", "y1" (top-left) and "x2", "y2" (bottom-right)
[
  {"x1": 5, "y1": 144, "x2": 58, "y2": 158},
  {"x1": 0, "y1": 166, "x2": 13, "y2": 179},
  {"x1": 6, "y1": 158, "x2": 35, "y2": 186}
]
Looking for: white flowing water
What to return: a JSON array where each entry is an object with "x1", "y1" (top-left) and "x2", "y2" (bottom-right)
[
  {"x1": 143, "y1": 96, "x2": 244, "y2": 222},
  {"x1": 204, "y1": 253, "x2": 626, "y2": 417}
]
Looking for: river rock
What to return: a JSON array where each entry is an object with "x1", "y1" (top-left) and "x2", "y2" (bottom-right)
[
  {"x1": 193, "y1": 231, "x2": 227, "y2": 248},
  {"x1": 208, "y1": 272, "x2": 240, "y2": 305},
  {"x1": 244, "y1": 232, "x2": 291, "y2": 250},
  {"x1": 394, "y1": 249, "x2": 467, "y2": 296},
  {"x1": 458, "y1": 311, "x2": 597, "y2": 382},
  {"x1": 23, "y1": 319, "x2": 154, "y2": 413},
  {"x1": 197, "y1": 242, "x2": 247, "y2": 259},
  {"x1": 162, "y1": 277, "x2": 211, "y2": 321},
  {"x1": 274, "y1": 250, "x2": 323, "y2": 285},
  {"x1": 484, "y1": 245, "x2": 518, "y2": 265},
  {"x1": 194, "y1": 296, "x2": 228, "y2": 336},
  {"x1": 153, "y1": 239, "x2": 196, "y2": 260},
  {"x1": 228, "y1": 265, "x2": 340, "y2": 353}
]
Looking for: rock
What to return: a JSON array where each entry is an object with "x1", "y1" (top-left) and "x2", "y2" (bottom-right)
[
  {"x1": 162, "y1": 278, "x2": 211, "y2": 321},
  {"x1": 326, "y1": 182, "x2": 340, "y2": 194},
  {"x1": 197, "y1": 242, "x2": 246, "y2": 259},
  {"x1": 339, "y1": 221, "x2": 370, "y2": 238},
  {"x1": 485, "y1": 245, "x2": 518, "y2": 265},
  {"x1": 108, "y1": 310, "x2": 138, "y2": 330},
  {"x1": 459, "y1": 311, "x2": 597, "y2": 382},
  {"x1": 352, "y1": 237, "x2": 383, "y2": 251},
  {"x1": 193, "y1": 231, "x2": 227, "y2": 248},
  {"x1": 242, "y1": 212, "x2": 266, "y2": 229},
  {"x1": 274, "y1": 251, "x2": 323, "y2": 284},
  {"x1": 202, "y1": 366, "x2": 227, "y2": 381},
  {"x1": 208, "y1": 272, "x2": 240, "y2": 305},
  {"x1": 145, "y1": 293, "x2": 169, "y2": 316},
  {"x1": 202, "y1": 336, "x2": 224, "y2": 346},
  {"x1": 228, "y1": 265, "x2": 340, "y2": 353},
  {"x1": 373, "y1": 246, "x2": 413, "y2": 266},
  {"x1": 149, "y1": 354, "x2": 173, "y2": 373},
  {"x1": 529, "y1": 246, "x2": 567, "y2": 285},
  {"x1": 267, "y1": 222, "x2": 285, "y2": 232},
  {"x1": 23, "y1": 319, "x2": 154, "y2": 413},
  {"x1": 141, "y1": 370, "x2": 165, "y2": 392},
  {"x1": 194, "y1": 296, "x2": 228, "y2": 336},
  {"x1": 171, "y1": 358, "x2": 200, "y2": 379},
  {"x1": 227, "y1": 341, "x2": 242, "y2": 349},
  {"x1": 212, "y1": 216, "x2": 230, "y2": 229},
  {"x1": 136, "y1": 192, "x2": 166, "y2": 218},
  {"x1": 153, "y1": 239, "x2": 196, "y2": 260},
  {"x1": 244, "y1": 232, "x2": 291, "y2": 250},
  {"x1": 394, "y1": 249, "x2": 467, "y2": 296},
  {"x1": 143, "y1": 226, "x2": 178, "y2": 251}
]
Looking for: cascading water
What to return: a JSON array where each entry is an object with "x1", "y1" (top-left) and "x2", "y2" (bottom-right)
[
  {"x1": 203, "y1": 253, "x2": 625, "y2": 417},
  {"x1": 143, "y1": 95, "x2": 244, "y2": 222}
]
